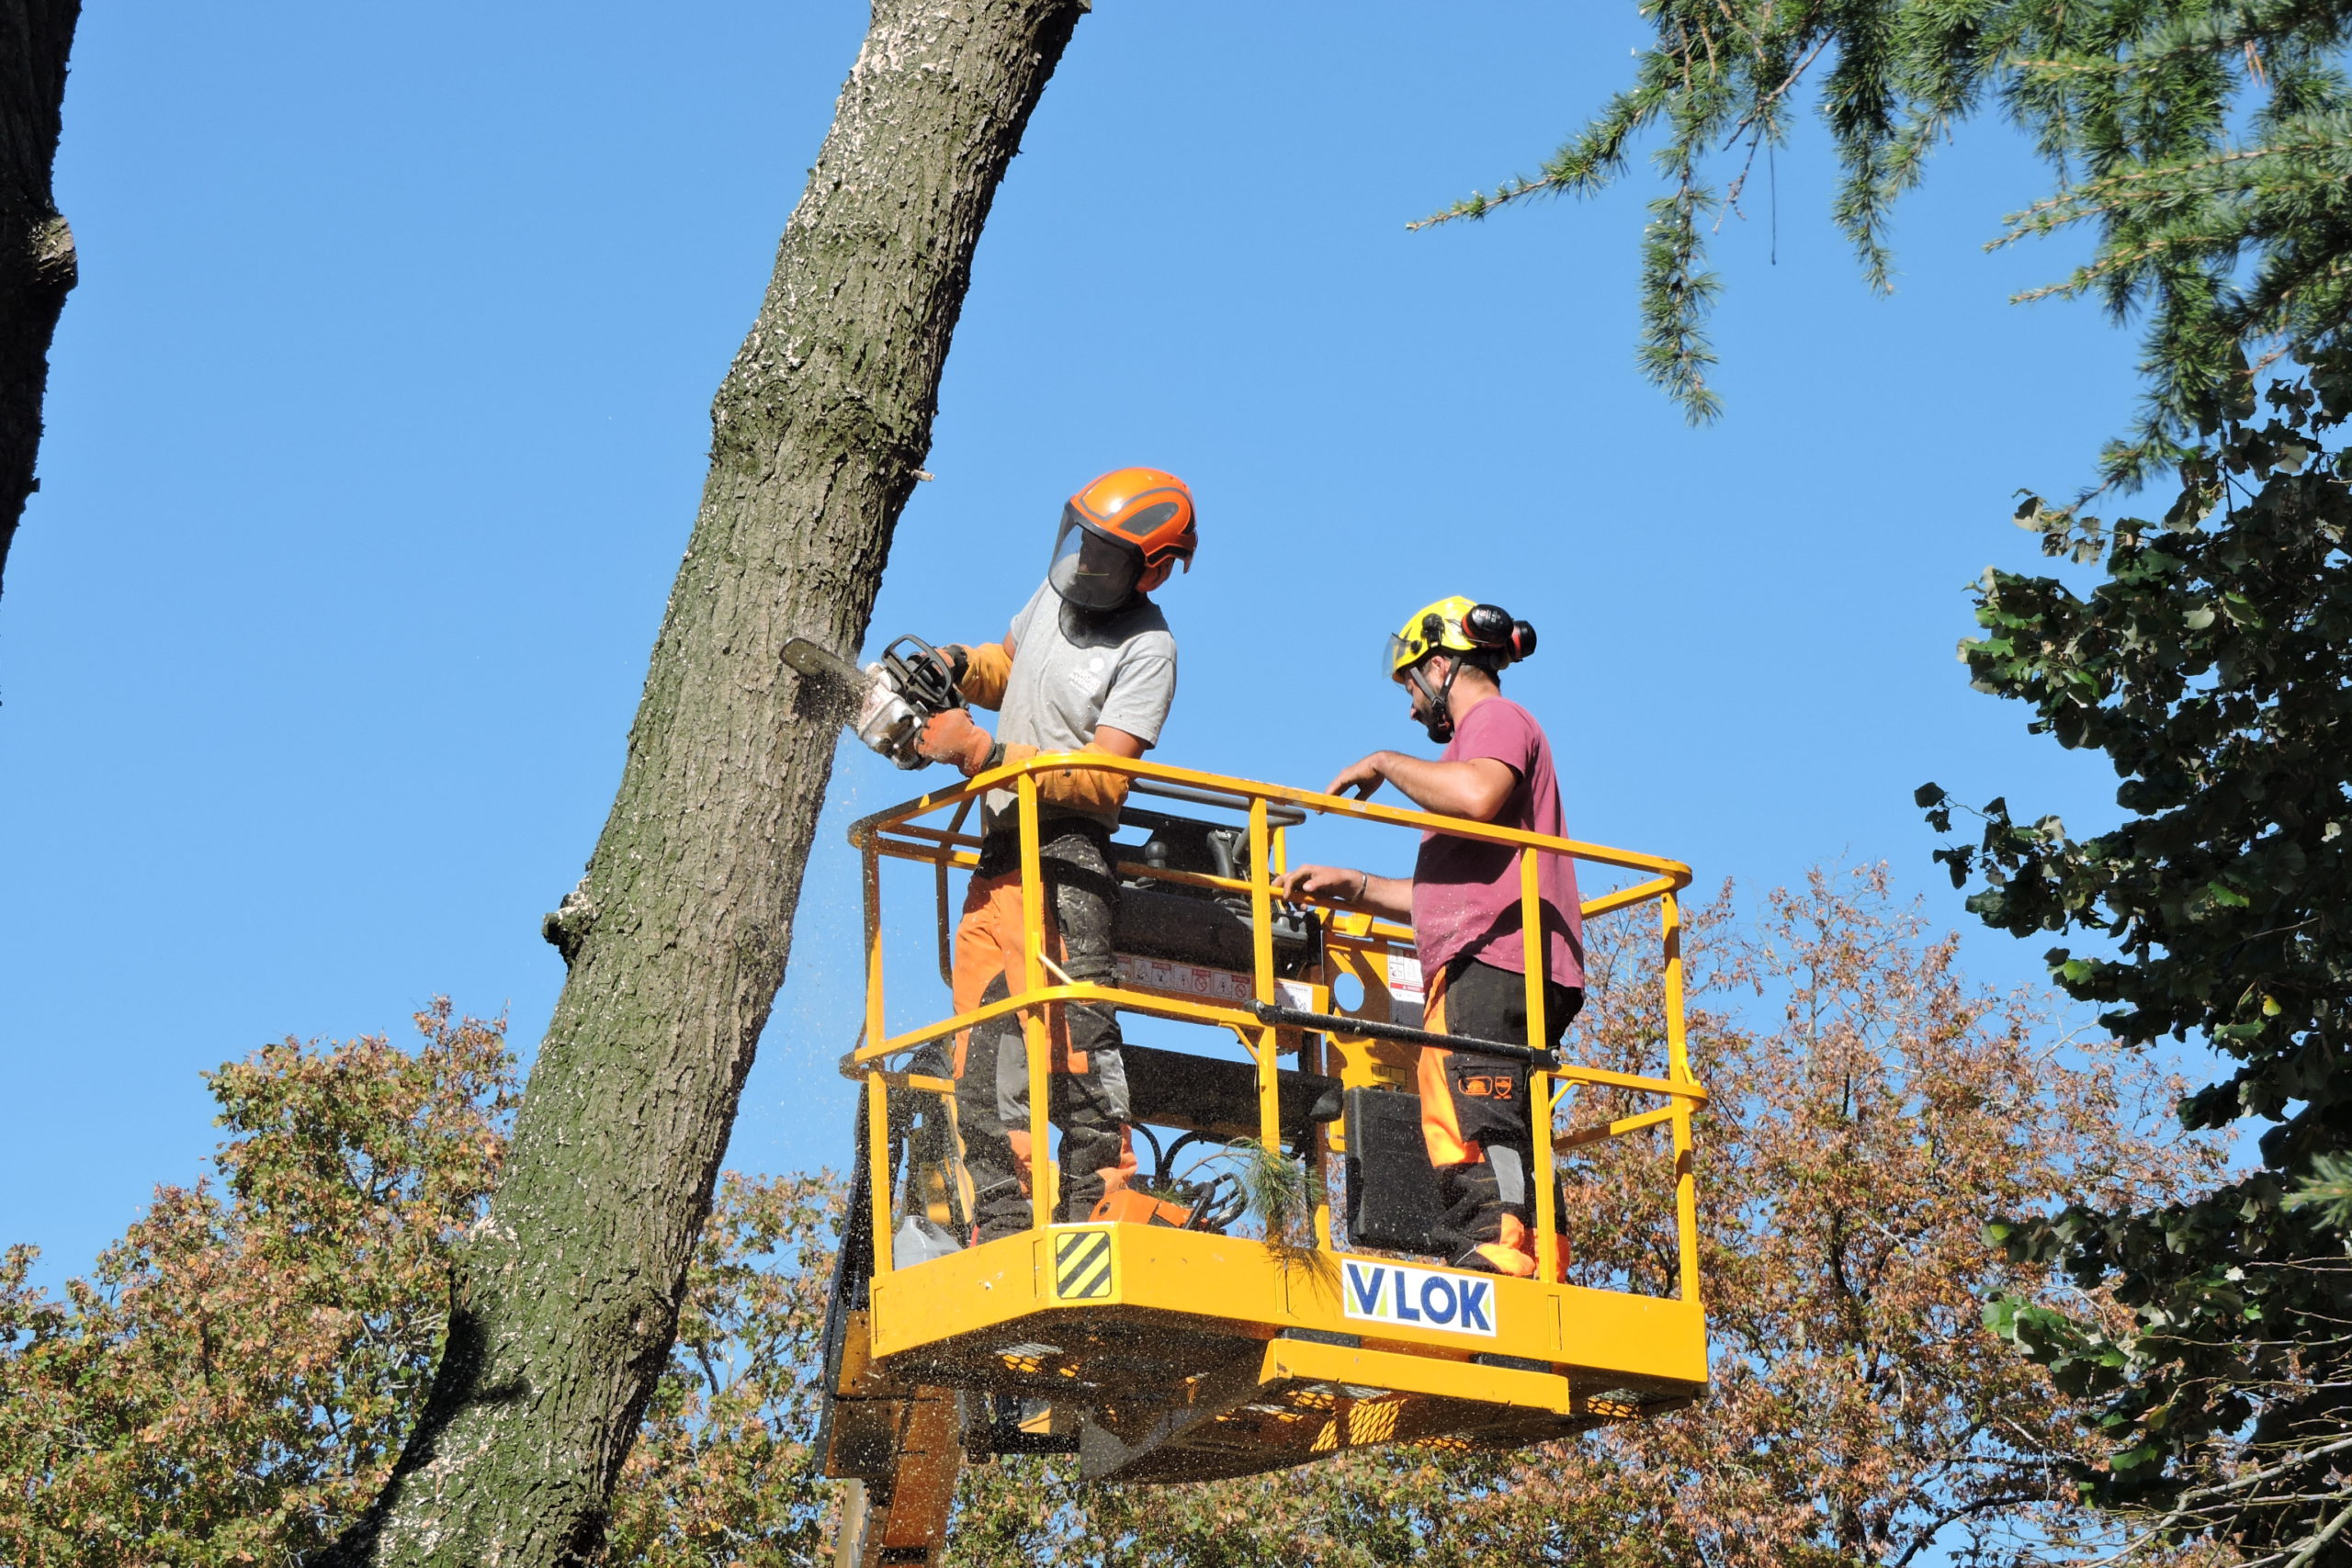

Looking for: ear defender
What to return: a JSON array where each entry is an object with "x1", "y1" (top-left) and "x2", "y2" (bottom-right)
[{"x1": 1463, "y1": 603, "x2": 1538, "y2": 663}]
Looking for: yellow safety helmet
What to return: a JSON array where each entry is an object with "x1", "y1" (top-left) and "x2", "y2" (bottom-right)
[
  {"x1": 1383, "y1": 595, "x2": 1536, "y2": 680},
  {"x1": 1384, "y1": 595, "x2": 1538, "y2": 742}
]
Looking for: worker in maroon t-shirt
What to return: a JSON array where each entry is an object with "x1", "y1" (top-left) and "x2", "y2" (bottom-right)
[{"x1": 1276, "y1": 595, "x2": 1584, "y2": 1278}]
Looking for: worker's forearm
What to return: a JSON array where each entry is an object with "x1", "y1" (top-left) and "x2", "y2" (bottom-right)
[
  {"x1": 1354, "y1": 873, "x2": 1414, "y2": 919},
  {"x1": 1375, "y1": 751, "x2": 1504, "y2": 820}
]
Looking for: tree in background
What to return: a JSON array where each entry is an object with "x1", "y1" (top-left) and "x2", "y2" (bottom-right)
[
  {"x1": 1921, "y1": 367, "x2": 2352, "y2": 1562},
  {"x1": 0, "y1": 1005, "x2": 514, "y2": 1565},
  {"x1": 325, "y1": 5, "x2": 1095, "y2": 1563},
  {"x1": 0, "y1": 875, "x2": 2213, "y2": 1565},
  {"x1": 939, "y1": 871, "x2": 2221, "y2": 1568},
  {"x1": 1432, "y1": 5, "x2": 2352, "y2": 1555},
  {"x1": 0, "y1": 0, "x2": 80, "y2": 600},
  {"x1": 601, "y1": 1171, "x2": 842, "y2": 1568},
  {"x1": 0, "y1": 1010, "x2": 842, "y2": 1568},
  {"x1": 1420, "y1": 0, "x2": 2352, "y2": 485}
]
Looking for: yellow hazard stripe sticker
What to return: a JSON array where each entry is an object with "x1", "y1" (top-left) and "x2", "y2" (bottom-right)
[{"x1": 1053, "y1": 1228, "x2": 1114, "y2": 1301}]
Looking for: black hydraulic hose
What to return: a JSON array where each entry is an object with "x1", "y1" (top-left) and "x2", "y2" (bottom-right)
[{"x1": 1247, "y1": 1000, "x2": 1560, "y2": 1071}]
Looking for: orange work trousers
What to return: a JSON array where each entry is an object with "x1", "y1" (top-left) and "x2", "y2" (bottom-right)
[
  {"x1": 1417, "y1": 957, "x2": 1582, "y2": 1278},
  {"x1": 950, "y1": 824, "x2": 1133, "y2": 1236}
]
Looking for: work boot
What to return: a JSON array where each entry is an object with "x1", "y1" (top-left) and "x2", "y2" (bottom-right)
[
  {"x1": 1462, "y1": 1240, "x2": 1539, "y2": 1277},
  {"x1": 1055, "y1": 1121, "x2": 1131, "y2": 1223},
  {"x1": 969, "y1": 1174, "x2": 1032, "y2": 1246},
  {"x1": 1458, "y1": 1211, "x2": 1537, "y2": 1276},
  {"x1": 1426, "y1": 1148, "x2": 1574, "y2": 1277},
  {"x1": 1432, "y1": 1161, "x2": 1501, "y2": 1257},
  {"x1": 1050, "y1": 1053, "x2": 1134, "y2": 1222}
]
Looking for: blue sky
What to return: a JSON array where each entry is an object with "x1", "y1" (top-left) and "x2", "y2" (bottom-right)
[{"x1": 3, "y1": 1, "x2": 2154, "y2": 1283}]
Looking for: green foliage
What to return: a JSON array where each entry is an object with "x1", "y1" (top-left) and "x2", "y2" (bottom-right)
[
  {"x1": 0, "y1": 1003, "x2": 516, "y2": 1566},
  {"x1": 1226, "y1": 1137, "x2": 1324, "y2": 1249},
  {"x1": 943, "y1": 1446, "x2": 1501, "y2": 1568},
  {"x1": 1425, "y1": 0, "x2": 2352, "y2": 482},
  {"x1": 1923, "y1": 367, "x2": 2352, "y2": 1557},
  {"x1": 0, "y1": 886, "x2": 2220, "y2": 1565},
  {"x1": 944, "y1": 880, "x2": 2216, "y2": 1568},
  {"x1": 605, "y1": 1170, "x2": 846, "y2": 1567},
  {"x1": 0, "y1": 1009, "x2": 843, "y2": 1568},
  {"x1": 2284, "y1": 1149, "x2": 2352, "y2": 1227}
]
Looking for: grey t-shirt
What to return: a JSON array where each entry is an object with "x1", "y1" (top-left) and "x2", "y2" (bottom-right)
[{"x1": 984, "y1": 581, "x2": 1178, "y2": 832}]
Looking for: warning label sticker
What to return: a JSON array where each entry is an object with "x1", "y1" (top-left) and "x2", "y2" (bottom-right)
[
  {"x1": 1340, "y1": 1258, "x2": 1496, "y2": 1337},
  {"x1": 1385, "y1": 954, "x2": 1426, "y2": 1002}
]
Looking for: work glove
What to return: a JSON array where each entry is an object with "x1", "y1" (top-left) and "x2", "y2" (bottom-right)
[
  {"x1": 948, "y1": 640, "x2": 1013, "y2": 709},
  {"x1": 916, "y1": 707, "x2": 996, "y2": 775},
  {"x1": 1000, "y1": 741, "x2": 1132, "y2": 815}
]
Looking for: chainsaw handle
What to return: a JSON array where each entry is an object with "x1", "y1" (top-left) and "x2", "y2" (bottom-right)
[{"x1": 879, "y1": 634, "x2": 964, "y2": 715}]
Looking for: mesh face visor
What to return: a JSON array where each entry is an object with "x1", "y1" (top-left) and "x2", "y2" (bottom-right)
[{"x1": 1048, "y1": 512, "x2": 1145, "y2": 611}]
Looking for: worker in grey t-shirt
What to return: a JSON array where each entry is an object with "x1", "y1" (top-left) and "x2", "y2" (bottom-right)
[{"x1": 910, "y1": 467, "x2": 1198, "y2": 1241}]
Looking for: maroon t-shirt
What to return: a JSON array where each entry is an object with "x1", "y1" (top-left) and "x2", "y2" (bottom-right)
[{"x1": 1409, "y1": 695, "x2": 1585, "y2": 990}]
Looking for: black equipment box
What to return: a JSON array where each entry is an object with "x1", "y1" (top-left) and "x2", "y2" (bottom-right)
[
  {"x1": 1341, "y1": 1087, "x2": 1445, "y2": 1256},
  {"x1": 1111, "y1": 807, "x2": 1321, "y2": 978}
]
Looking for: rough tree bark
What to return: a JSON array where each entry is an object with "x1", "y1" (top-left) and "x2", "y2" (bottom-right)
[
  {"x1": 321, "y1": 4, "x2": 1089, "y2": 1563},
  {"x1": 0, "y1": 0, "x2": 79, "y2": 603}
]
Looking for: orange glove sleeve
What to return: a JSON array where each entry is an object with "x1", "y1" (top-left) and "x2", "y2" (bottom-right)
[
  {"x1": 998, "y1": 741, "x2": 1132, "y2": 815},
  {"x1": 917, "y1": 708, "x2": 995, "y2": 774},
  {"x1": 955, "y1": 641, "x2": 1012, "y2": 710}
]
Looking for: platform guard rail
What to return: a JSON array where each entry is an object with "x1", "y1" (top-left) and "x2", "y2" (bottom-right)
[{"x1": 842, "y1": 751, "x2": 1703, "y2": 1296}]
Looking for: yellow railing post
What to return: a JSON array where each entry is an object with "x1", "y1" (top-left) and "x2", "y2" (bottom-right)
[
  {"x1": 866, "y1": 1069, "x2": 893, "y2": 1274},
  {"x1": 1247, "y1": 796, "x2": 1282, "y2": 1160},
  {"x1": 1521, "y1": 848, "x2": 1556, "y2": 1283},
  {"x1": 865, "y1": 837, "x2": 886, "y2": 1067},
  {"x1": 1269, "y1": 811, "x2": 1320, "y2": 1240},
  {"x1": 1017, "y1": 773, "x2": 1056, "y2": 1229},
  {"x1": 1662, "y1": 890, "x2": 1700, "y2": 1304},
  {"x1": 863, "y1": 840, "x2": 893, "y2": 1275}
]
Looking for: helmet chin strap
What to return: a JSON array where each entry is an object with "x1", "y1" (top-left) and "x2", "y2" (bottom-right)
[{"x1": 1408, "y1": 657, "x2": 1463, "y2": 744}]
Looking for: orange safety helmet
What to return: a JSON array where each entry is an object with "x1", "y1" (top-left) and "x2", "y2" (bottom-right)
[{"x1": 1053, "y1": 468, "x2": 1199, "y2": 604}]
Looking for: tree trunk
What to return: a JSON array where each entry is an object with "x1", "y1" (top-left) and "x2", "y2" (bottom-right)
[
  {"x1": 322, "y1": 4, "x2": 1088, "y2": 1563},
  {"x1": 0, "y1": 0, "x2": 79, "y2": 604}
]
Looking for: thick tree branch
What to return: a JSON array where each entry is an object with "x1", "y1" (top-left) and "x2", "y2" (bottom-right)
[{"x1": 0, "y1": 0, "x2": 80, "y2": 603}]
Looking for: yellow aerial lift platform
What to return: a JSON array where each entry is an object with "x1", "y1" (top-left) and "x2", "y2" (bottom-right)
[{"x1": 820, "y1": 752, "x2": 1707, "y2": 1568}]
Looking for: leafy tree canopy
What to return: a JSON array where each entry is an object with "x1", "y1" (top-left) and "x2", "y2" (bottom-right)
[
  {"x1": 0, "y1": 880, "x2": 2211, "y2": 1566},
  {"x1": 1921, "y1": 365, "x2": 2352, "y2": 1560},
  {"x1": 0, "y1": 1007, "x2": 841, "y2": 1568},
  {"x1": 0, "y1": 1004, "x2": 515, "y2": 1565},
  {"x1": 1446, "y1": 9, "x2": 2352, "y2": 1547},
  {"x1": 944, "y1": 876, "x2": 2216, "y2": 1568},
  {"x1": 1423, "y1": 0, "x2": 2352, "y2": 483}
]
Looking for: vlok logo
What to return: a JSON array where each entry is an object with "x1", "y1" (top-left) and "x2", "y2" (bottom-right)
[{"x1": 1339, "y1": 1258, "x2": 1496, "y2": 1337}]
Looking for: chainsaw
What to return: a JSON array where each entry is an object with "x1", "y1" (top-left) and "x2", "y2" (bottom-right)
[{"x1": 783, "y1": 634, "x2": 964, "y2": 770}]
